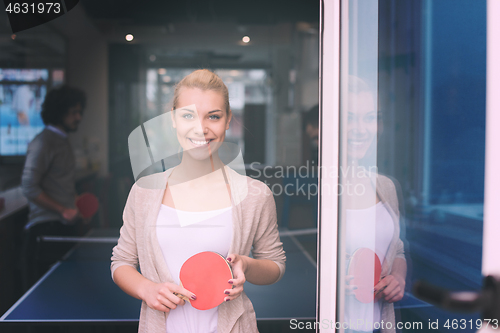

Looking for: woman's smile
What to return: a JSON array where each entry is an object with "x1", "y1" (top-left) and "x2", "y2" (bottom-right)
[
  {"x1": 188, "y1": 138, "x2": 213, "y2": 147},
  {"x1": 348, "y1": 138, "x2": 370, "y2": 146}
]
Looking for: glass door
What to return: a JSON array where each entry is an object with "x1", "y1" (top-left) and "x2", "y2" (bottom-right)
[
  {"x1": 319, "y1": 0, "x2": 497, "y2": 332},
  {"x1": 481, "y1": 0, "x2": 500, "y2": 311}
]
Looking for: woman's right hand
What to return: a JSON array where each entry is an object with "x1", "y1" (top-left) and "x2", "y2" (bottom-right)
[{"x1": 140, "y1": 281, "x2": 196, "y2": 313}]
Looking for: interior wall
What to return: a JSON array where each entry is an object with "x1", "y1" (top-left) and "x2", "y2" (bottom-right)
[
  {"x1": 66, "y1": 37, "x2": 109, "y2": 177},
  {"x1": 50, "y1": 5, "x2": 109, "y2": 177}
]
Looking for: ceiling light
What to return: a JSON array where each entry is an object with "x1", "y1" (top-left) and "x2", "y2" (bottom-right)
[
  {"x1": 125, "y1": 34, "x2": 134, "y2": 42},
  {"x1": 242, "y1": 36, "x2": 250, "y2": 43}
]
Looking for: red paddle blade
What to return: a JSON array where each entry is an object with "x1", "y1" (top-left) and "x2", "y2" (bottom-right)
[
  {"x1": 179, "y1": 251, "x2": 233, "y2": 310},
  {"x1": 75, "y1": 193, "x2": 99, "y2": 219},
  {"x1": 348, "y1": 248, "x2": 382, "y2": 303}
]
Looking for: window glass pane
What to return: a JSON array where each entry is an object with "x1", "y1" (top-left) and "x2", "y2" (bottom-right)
[
  {"x1": 139, "y1": 60, "x2": 319, "y2": 325},
  {"x1": 337, "y1": 0, "x2": 486, "y2": 331}
]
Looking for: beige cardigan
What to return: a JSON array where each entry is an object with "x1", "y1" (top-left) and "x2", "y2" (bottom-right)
[
  {"x1": 375, "y1": 174, "x2": 406, "y2": 333},
  {"x1": 110, "y1": 167, "x2": 286, "y2": 333}
]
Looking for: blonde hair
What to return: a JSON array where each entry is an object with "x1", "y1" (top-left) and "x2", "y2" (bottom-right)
[
  {"x1": 348, "y1": 75, "x2": 372, "y2": 95},
  {"x1": 172, "y1": 69, "x2": 230, "y2": 114}
]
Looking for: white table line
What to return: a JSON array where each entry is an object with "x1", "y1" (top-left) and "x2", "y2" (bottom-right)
[{"x1": 0, "y1": 262, "x2": 61, "y2": 321}]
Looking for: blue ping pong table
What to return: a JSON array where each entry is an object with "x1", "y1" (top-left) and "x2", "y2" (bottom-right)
[{"x1": 0, "y1": 228, "x2": 317, "y2": 323}]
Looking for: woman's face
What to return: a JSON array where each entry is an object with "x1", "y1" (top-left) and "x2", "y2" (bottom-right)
[
  {"x1": 171, "y1": 87, "x2": 231, "y2": 161},
  {"x1": 346, "y1": 91, "x2": 379, "y2": 161}
]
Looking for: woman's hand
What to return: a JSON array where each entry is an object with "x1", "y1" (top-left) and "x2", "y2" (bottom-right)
[
  {"x1": 345, "y1": 275, "x2": 357, "y2": 295},
  {"x1": 140, "y1": 281, "x2": 196, "y2": 313},
  {"x1": 374, "y1": 274, "x2": 405, "y2": 303},
  {"x1": 224, "y1": 254, "x2": 248, "y2": 302}
]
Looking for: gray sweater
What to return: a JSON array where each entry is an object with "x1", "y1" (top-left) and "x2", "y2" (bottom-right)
[{"x1": 21, "y1": 128, "x2": 76, "y2": 229}]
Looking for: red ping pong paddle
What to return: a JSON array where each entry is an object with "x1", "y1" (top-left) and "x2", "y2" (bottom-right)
[
  {"x1": 175, "y1": 251, "x2": 233, "y2": 310},
  {"x1": 75, "y1": 193, "x2": 99, "y2": 219},
  {"x1": 347, "y1": 247, "x2": 382, "y2": 303}
]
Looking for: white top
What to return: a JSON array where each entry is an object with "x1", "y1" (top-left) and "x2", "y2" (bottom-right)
[
  {"x1": 345, "y1": 201, "x2": 394, "y2": 331},
  {"x1": 156, "y1": 204, "x2": 233, "y2": 333}
]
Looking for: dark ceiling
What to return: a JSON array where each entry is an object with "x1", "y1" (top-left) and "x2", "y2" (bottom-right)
[
  {"x1": 78, "y1": 0, "x2": 320, "y2": 67},
  {"x1": 0, "y1": 0, "x2": 319, "y2": 68},
  {"x1": 81, "y1": 0, "x2": 320, "y2": 25}
]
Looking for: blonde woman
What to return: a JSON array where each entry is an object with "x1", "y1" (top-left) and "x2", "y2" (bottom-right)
[
  {"x1": 111, "y1": 69, "x2": 286, "y2": 333},
  {"x1": 343, "y1": 76, "x2": 406, "y2": 333}
]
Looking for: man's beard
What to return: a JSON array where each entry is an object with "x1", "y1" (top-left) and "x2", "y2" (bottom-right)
[{"x1": 62, "y1": 122, "x2": 78, "y2": 133}]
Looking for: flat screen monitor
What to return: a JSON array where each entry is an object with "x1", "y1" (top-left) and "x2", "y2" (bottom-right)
[{"x1": 0, "y1": 69, "x2": 49, "y2": 156}]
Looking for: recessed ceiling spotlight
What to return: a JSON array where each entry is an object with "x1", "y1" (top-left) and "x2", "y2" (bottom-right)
[
  {"x1": 242, "y1": 36, "x2": 250, "y2": 43},
  {"x1": 125, "y1": 34, "x2": 134, "y2": 42}
]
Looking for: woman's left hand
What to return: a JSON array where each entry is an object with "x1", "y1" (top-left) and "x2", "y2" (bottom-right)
[
  {"x1": 374, "y1": 274, "x2": 405, "y2": 303},
  {"x1": 224, "y1": 254, "x2": 248, "y2": 302}
]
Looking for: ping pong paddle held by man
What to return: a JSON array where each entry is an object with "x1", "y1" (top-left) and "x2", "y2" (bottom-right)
[{"x1": 75, "y1": 193, "x2": 99, "y2": 219}]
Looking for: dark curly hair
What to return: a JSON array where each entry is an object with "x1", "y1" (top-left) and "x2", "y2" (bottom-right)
[
  {"x1": 41, "y1": 85, "x2": 86, "y2": 126},
  {"x1": 303, "y1": 104, "x2": 319, "y2": 131}
]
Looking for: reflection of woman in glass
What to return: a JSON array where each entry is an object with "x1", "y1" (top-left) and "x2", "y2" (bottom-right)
[
  {"x1": 111, "y1": 70, "x2": 286, "y2": 333},
  {"x1": 344, "y1": 77, "x2": 406, "y2": 333}
]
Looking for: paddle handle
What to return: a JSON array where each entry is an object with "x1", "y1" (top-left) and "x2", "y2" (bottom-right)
[
  {"x1": 173, "y1": 292, "x2": 191, "y2": 302},
  {"x1": 174, "y1": 281, "x2": 191, "y2": 304}
]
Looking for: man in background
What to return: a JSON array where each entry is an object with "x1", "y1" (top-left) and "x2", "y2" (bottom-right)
[
  {"x1": 304, "y1": 104, "x2": 319, "y2": 165},
  {"x1": 21, "y1": 85, "x2": 86, "y2": 287}
]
